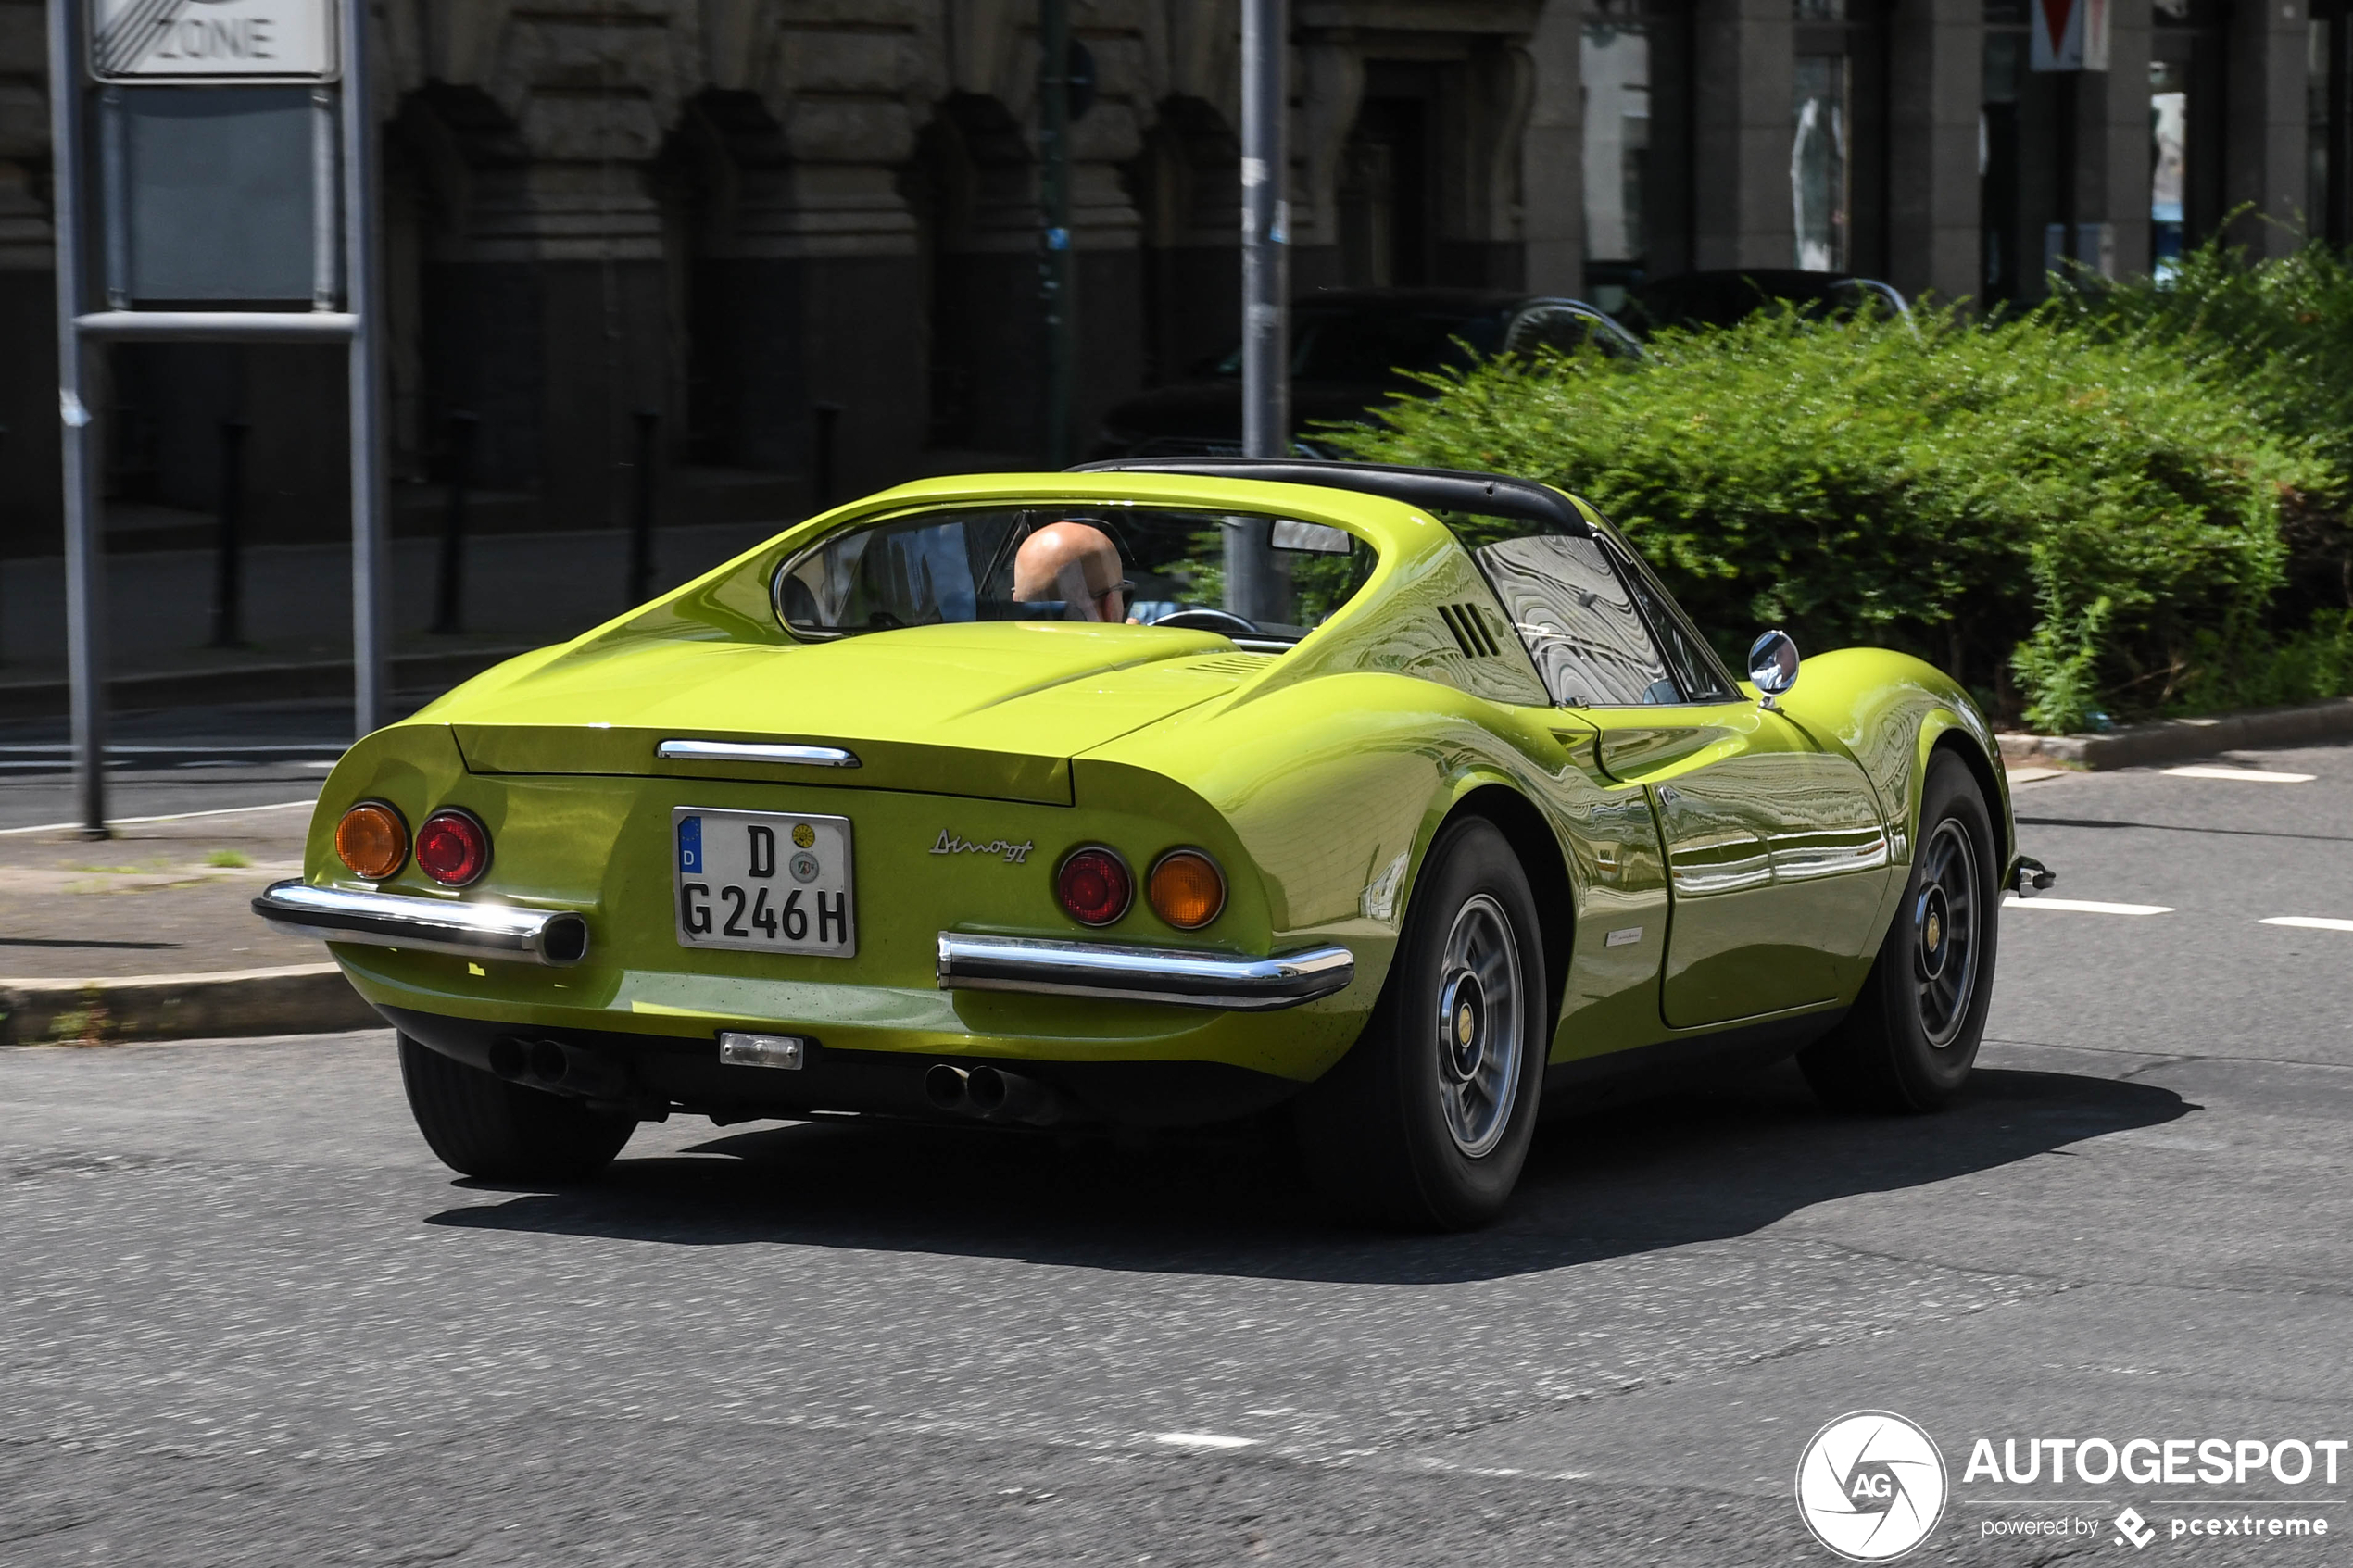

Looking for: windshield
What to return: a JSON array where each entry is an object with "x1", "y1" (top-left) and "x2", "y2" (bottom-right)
[
  {"x1": 1214, "y1": 305, "x2": 1509, "y2": 382},
  {"x1": 773, "y1": 506, "x2": 1375, "y2": 645}
]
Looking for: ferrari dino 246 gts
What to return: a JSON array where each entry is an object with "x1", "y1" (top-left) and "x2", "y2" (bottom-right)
[{"x1": 258, "y1": 458, "x2": 2050, "y2": 1227}]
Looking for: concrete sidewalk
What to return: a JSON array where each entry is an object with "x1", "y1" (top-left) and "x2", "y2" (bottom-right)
[{"x1": 0, "y1": 797, "x2": 376, "y2": 1045}]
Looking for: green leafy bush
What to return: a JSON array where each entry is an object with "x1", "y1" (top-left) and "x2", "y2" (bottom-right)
[{"x1": 1324, "y1": 290, "x2": 2333, "y2": 732}]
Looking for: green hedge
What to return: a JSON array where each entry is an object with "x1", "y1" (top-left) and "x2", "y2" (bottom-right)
[{"x1": 1327, "y1": 244, "x2": 2351, "y2": 734}]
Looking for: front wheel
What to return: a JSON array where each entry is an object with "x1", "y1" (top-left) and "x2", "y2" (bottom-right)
[
  {"x1": 1800, "y1": 752, "x2": 1999, "y2": 1112},
  {"x1": 1294, "y1": 817, "x2": 1548, "y2": 1229},
  {"x1": 397, "y1": 1035, "x2": 636, "y2": 1181}
]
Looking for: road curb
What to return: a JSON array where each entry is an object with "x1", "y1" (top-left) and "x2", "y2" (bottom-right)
[
  {"x1": 0, "y1": 963, "x2": 381, "y2": 1046},
  {"x1": 1997, "y1": 696, "x2": 2353, "y2": 771}
]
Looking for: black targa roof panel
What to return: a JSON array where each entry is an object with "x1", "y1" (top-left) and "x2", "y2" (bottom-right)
[{"x1": 1066, "y1": 457, "x2": 1592, "y2": 537}]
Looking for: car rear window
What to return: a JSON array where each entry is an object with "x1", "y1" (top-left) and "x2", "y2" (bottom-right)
[
  {"x1": 1432, "y1": 508, "x2": 1741, "y2": 706},
  {"x1": 773, "y1": 506, "x2": 1375, "y2": 646}
]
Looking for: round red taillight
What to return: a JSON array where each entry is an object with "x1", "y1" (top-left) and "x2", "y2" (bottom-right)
[
  {"x1": 1056, "y1": 846, "x2": 1133, "y2": 927},
  {"x1": 415, "y1": 809, "x2": 491, "y2": 887}
]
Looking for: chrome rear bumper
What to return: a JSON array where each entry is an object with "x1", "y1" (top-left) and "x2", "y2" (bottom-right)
[
  {"x1": 254, "y1": 880, "x2": 591, "y2": 966},
  {"x1": 936, "y1": 932, "x2": 1353, "y2": 1010}
]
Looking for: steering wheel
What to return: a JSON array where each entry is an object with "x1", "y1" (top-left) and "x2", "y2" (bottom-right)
[{"x1": 1151, "y1": 607, "x2": 1261, "y2": 636}]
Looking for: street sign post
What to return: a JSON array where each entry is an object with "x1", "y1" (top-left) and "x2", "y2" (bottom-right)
[
  {"x1": 1231, "y1": 0, "x2": 1287, "y2": 624},
  {"x1": 47, "y1": 0, "x2": 385, "y2": 835},
  {"x1": 89, "y1": 0, "x2": 339, "y2": 83},
  {"x1": 2028, "y1": 0, "x2": 2108, "y2": 275}
]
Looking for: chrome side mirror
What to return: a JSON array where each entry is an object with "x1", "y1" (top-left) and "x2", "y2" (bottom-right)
[{"x1": 1748, "y1": 629, "x2": 1801, "y2": 709}]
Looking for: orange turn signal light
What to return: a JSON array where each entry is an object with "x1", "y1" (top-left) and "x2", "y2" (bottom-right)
[
  {"x1": 335, "y1": 801, "x2": 409, "y2": 881},
  {"x1": 1148, "y1": 848, "x2": 1226, "y2": 930}
]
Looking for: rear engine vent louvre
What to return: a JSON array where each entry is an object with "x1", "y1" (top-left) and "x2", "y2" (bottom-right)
[
  {"x1": 1189, "y1": 654, "x2": 1278, "y2": 675},
  {"x1": 1439, "y1": 603, "x2": 1504, "y2": 659}
]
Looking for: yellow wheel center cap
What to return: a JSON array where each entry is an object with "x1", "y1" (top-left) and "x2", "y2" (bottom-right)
[
  {"x1": 1456, "y1": 1004, "x2": 1475, "y2": 1047},
  {"x1": 1926, "y1": 911, "x2": 1942, "y2": 950}
]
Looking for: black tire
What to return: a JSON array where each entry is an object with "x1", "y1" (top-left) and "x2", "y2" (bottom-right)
[
  {"x1": 397, "y1": 1034, "x2": 636, "y2": 1181},
  {"x1": 1294, "y1": 817, "x2": 1548, "y2": 1229},
  {"x1": 1800, "y1": 751, "x2": 1999, "y2": 1112}
]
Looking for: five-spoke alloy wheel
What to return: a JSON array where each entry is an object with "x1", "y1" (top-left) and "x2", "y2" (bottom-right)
[
  {"x1": 1909, "y1": 818, "x2": 1982, "y2": 1048},
  {"x1": 1432, "y1": 893, "x2": 1527, "y2": 1159},
  {"x1": 1296, "y1": 816, "x2": 1548, "y2": 1229},
  {"x1": 1800, "y1": 751, "x2": 2000, "y2": 1112}
]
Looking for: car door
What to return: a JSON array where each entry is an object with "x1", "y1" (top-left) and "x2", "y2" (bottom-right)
[{"x1": 1470, "y1": 526, "x2": 1890, "y2": 1030}]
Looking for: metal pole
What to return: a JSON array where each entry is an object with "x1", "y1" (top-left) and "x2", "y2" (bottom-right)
[
  {"x1": 1232, "y1": 0, "x2": 1289, "y2": 621},
  {"x1": 343, "y1": 0, "x2": 391, "y2": 736},
  {"x1": 48, "y1": 0, "x2": 108, "y2": 836},
  {"x1": 1038, "y1": 0, "x2": 1074, "y2": 468},
  {"x1": 2054, "y1": 70, "x2": 2078, "y2": 271}
]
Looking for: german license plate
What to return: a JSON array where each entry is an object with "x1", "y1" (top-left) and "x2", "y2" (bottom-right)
[{"x1": 673, "y1": 808, "x2": 856, "y2": 957}]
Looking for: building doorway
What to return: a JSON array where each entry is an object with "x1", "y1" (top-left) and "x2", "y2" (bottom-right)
[{"x1": 1337, "y1": 67, "x2": 1436, "y2": 288}]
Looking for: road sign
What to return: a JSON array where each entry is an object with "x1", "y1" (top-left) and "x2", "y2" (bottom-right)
[
  {"x1": 90, "y1": 0, "x2": 338, "y2": 84},
  {"x1": 54, "y1": 0, "x2": 385, "y2": 837},
  {"x1": 2030, "y1": 0, "x2": 2108, "y2": 72}
]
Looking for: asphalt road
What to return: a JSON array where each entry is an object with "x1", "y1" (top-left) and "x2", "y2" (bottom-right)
[{"x1": 3, "y1": 746, "x2": 2349, "y2": 1565}]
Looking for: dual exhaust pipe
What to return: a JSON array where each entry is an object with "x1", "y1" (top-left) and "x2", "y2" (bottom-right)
[
  {"x1": 492, "y1": 1036, "x2": 1066, "y2": 1127},
  {"x1": 488, "y1": 1036, "x2": 628, "y2": 1101},
  {"x1": 924, "y1": 1063, "x2": 1066, "y2": 1126}
]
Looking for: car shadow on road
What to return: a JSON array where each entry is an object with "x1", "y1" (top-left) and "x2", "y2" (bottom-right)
[{"x1": 425, "y1": 1060, "x2": 2194, "y2": 1285}]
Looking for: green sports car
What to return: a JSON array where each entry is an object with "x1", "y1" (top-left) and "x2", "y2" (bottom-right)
[{"x1": 257, "y1": 458, "x2": 2049, "y2": 1228}]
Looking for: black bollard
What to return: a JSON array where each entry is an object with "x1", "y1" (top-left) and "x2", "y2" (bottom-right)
[
  {"x1": 812, "y1": 401, "x2": 843, "y2": 511},
  {"x1": 210, "y1": 420, "x2": 249, "y2": 649},
  {"x1": 627, "y1": 408, "x2": 660, "y2": 607},
  {"x1": 433, "y1": 410, "x2": 477, "y2": 634}
]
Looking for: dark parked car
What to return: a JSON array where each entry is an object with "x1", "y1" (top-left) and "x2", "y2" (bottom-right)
[
  {"x1": 1616, "y1": 269, "x2": 1911, "y2": 337},
  {"x1": 1096, "y1": 288, "x2": 1642, "y2": 459}
]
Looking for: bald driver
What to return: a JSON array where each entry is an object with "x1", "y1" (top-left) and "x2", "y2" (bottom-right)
[{"x1": 1012, "y1": 521, "x2": 1131, "y2": 622}]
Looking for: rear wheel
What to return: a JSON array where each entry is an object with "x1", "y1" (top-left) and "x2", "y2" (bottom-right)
[
  {"x1": 397, "y1": 1034, "x2": 636, "y2": 1181},
  {"x1": 1799, "y1": 752, "x2": 1998, "y2": 1112},
  {"x1": 1295, "y1": 818, "x2": 1547, "y2": 1229}
]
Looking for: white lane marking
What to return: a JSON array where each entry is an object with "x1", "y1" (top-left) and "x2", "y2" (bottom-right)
[
  {"x1": 2260, "y1": 916, "x2": 2353, "y2": 933},
  {"x1": 0, "y1": 798, "x2": 318, "y2": 836},
  {"x1": 2162, "y1": 765, "x2": 2314, "y2": 783},
  {"x1": 1154, "y1": 1432, "x2": 1259, "y2": 1450},
  {"x1": 2004, "y1": 896, "x2": 2173, "y2": 916}
]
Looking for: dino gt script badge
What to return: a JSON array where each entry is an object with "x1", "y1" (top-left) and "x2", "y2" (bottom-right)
[
  {"x1": 929, "y1": 830, "x2": 1035, "y2": 865},
  {"x1": 1795, "y1": 1410, "x2": 1948, "y2": 1561}
]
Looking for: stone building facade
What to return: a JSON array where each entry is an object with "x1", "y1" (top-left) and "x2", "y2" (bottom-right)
[{"x1": 0, "y1": 0, "x2": 2327, "y2": 555}]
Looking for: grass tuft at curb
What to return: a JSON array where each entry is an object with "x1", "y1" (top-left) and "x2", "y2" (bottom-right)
[{"x1": 0, "y1": 964, "x2": 381, "y2": 1047}]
